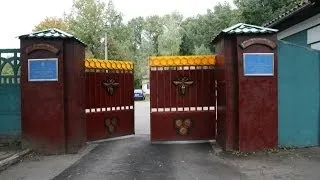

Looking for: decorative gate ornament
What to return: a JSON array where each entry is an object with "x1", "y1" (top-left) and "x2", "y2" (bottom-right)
[
  {"x1": 102, "y1": 79, "x2": 119, "y2": 96},
  {"x1": 173, "y1": 77, "x2": 194, "y2": 96},
  {"x1": 174, "y1": 118, "x2": 193, "y2": 136},
  {"x1": 104, "y1": 117, "x2": 119, "y2": 135}
]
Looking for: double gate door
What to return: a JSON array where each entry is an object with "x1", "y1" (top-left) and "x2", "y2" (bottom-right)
[
  {"x1": 85, "y1": 59, "x2": 135, "y2": 141},
  {"x1": 149, "y1": 56, "x2": 216, "y2": 141}
]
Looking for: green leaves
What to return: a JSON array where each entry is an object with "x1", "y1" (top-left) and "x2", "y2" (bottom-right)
[
  {"x1": 66, "y1": 0, "x2": 106, "y2": 59},
  {"x1": 234, "y1": 0, "x2": 302, "y2": 25},
  {"x1": 32, "y1": 0, "x2": 301, "y2": 87},
  {"x1": 158, "y1": 12, "x2": 183, "y2": 56},
  {"x1": 33, "y1": 17, "x2": 68, "y2": 32}
]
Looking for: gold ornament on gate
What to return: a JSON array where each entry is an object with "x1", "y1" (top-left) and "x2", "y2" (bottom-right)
[
  {"x1": 102, "y1": 78, "x2": 119, "y2": 96},
  {"x1": 174, "y1": 118, "x2": 193, "y2": 136},
  {"x1": 173, "y1": 77, "x2": 194, "y2": 96},
  {"x1": 105, "y1": 117, "x2": 119, "y2": 135}
]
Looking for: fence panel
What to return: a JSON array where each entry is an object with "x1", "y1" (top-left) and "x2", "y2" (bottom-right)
[
  {"x1": 278, "y1": 41, "x2": 320, "y2": 147},
  {"x1": 0, "y1": 49, "x2": 21, "y2": 139}
]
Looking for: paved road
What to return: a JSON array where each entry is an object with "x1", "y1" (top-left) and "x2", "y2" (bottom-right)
[
  {"x1": 53, "y1": 101, "x2": 246, "y2": 180},
  {"x1": 134, "y1": 101, "x2": 150, "y2": 135},
  {"x1": 53, "y1": 135, "x2": 245, "y2": 180}
]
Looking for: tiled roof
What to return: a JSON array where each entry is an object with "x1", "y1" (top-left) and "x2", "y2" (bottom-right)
[
  {"x1": 212, "y1": 23, "x2": 278, "y2": 43},
  {"x1": 19, "y1": 28, "x2": 86, "y2": 45},
  {"x1": 222, "y1": 23, "x2": 278, "y2": 34},
  {"x1": 263, "y1": 0, "x2": 313, "y2": 27}
]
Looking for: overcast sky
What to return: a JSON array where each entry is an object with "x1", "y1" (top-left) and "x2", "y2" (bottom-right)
[{"x1": 0, "y1": 0, "x2": 234, "y2": 48}]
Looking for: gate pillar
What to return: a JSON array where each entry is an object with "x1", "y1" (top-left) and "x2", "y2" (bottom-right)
[
  {"x1": 19, "y1": 29, "x2": 86, "y2": 154},
  {"x1": 213, "y1": 23, "x2": 279, "y2": 152}
]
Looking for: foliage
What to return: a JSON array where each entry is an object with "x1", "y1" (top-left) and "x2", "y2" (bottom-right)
[
  {"x1": 158, "y1": 12, "x2": 183, "y2": 56},
  {"x1": 194, "y1": 44, "x2": 212, "y2": 55},
  {"x1": 105, "y1": 0, "x2": 133, "y2": 60},
  {"x1": 144, "y1": 15, "x2": 164, "y2": 55},
  {"x1": 33, "y1": 17, "x2": 68, "y2": 32},
  {"x1": 180, "y1": 2, "x2": 239, "y2": 54},
  {"x1": 33, "y1": 0, "x2": 302, "y2": 84},
  {"x1": 1, "y1": 63, "x2": 14, "y2": 76},
  {"x1": 234, "y1": 0, "x2": 303, "y2": 25},
  {"x1": 65, "y1": 0, "x2": 106, "y2": 59}
]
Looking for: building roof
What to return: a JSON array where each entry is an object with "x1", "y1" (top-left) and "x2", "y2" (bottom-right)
[
  {"x1": 264, "y1": 0, "x2": 320, "y2": 30},
  {"x1": 212, "y1": 23, "x2": 278, "y2": 43},
  {"x1": 222, "y1": 23, "x2": 278, "y2": 34},
  {"x1": 19, "y1": 28, "x2": 86, "y2": 45}
]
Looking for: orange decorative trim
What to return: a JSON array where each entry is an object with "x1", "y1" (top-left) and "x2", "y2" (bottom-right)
[
  {"x1": 85, "y1": 59, "x2": 134, "y2": 70},
  {"x1": 149, "y1": 55, "x2": 216, "y2": 67},
  {"x1": 25, "y1": 44, "x2": 59, "y2": 54}
]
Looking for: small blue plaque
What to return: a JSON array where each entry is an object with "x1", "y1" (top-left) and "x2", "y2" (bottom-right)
[
  {"x1": 243, "y1": 53, "x2": 274, "y2": 76},
  {"x1": 28, "y1": 58, "x2": 58, "y2": 81}
]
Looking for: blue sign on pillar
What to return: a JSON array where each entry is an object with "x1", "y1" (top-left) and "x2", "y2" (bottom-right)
[
  {"x1": 28, "y1": 58, "x2": 58, "y2": 81},
  {"x1": 243, "y1": 53, "x2": 274, "y2": 76}
]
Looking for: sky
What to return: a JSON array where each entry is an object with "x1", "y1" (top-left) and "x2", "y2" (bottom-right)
[{"x1": 0, "y1": 0, "x2": 234, "y2": 48}]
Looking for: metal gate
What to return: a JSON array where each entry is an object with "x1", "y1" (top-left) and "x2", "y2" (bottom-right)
[
  {"x1": 149, "y1": 56, "x2": 216, "y2": 141},
  {"x1": 85, "y1": 59, "x2": 134, "y2": 141},
  {"x1": 0, "y1": 49, "x2": 21, "y2": 140}
]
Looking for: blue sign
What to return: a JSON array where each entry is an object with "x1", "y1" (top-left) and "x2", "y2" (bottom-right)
[
  {"x1": 243, "y1": 53, "x2": 274, "y2": 76},
  {"x1": 28, "y1": 58, "x2": 58, "y2": 81}
]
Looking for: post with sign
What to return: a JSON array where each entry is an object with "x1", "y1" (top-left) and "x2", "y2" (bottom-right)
[
  {"x1": 213, "y1": 24, "x2": 278, "y2": 152},
  {"x1": 19, "y1": 29, "x2": 86, "y2": 154}
]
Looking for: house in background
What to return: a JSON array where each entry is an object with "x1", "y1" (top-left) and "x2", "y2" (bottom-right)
[
  {"x1": 264, "y1": 0, "x2": 320, "y2": 49},
  {"x1": 141, "y1": 75, "x2": 150, "y2": 95}
]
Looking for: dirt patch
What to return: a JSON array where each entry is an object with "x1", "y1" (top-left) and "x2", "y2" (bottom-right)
[{"x1": 218, "y1": 147, "x2": 320, "y2": 180}]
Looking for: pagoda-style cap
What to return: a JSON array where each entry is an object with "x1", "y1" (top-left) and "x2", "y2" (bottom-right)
[
  {"x1": 19, "y1": 28, "x2": 86, "y2": 46},
  {"x1": 212, "y1": 23, "x2": 278, "y2": 43}
]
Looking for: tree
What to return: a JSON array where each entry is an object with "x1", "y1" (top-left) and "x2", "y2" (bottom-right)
[
  {"x1": 33, "y1": 17, "x2": 68, "y2": 32},
  {"x1": 132, "y1": 37, "x2": 153, "y2": 88},
  {"x1": 65, "y1": 0, "x2": 106, "y2": 58},
  {"x1": 128, "y1": 17, "x2": 145, "y2": 52},
  {"x1": 105, "y1": 0, "x2": 132, "y2": 60},
  {"x1": 234, "y1": 0, "x2": 302, "y2": 25},
  {"x1": 180, "y1": 2, "x2": 238, "y2": 54},
  {"x1": 158, "y1": 12, "x2": 183, "y2": 56},
  {"x1": 144, "y1": 15, "x2": 164, "y2": 55},
  {"x1": 194, "y1": 44, "x2": 211, "y2": 55}
]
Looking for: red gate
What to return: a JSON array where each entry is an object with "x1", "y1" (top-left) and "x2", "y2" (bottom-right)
[
  {"x1": 85, "y1": 59, "x2": 134, "y2": 141},
  {"x1": 150, "y1": 56, "x2": 216, "y2": 141}
]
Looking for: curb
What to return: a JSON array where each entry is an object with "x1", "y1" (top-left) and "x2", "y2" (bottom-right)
[
  {"x1": 86, "y1": 135, "x2": 135, "y2": 144},
  {"x1": 152, "y1": 140, "x2": 215, "y2": 145},
  {"x1": 0, "y1": 149, "x2": 31, "y2": 171}
]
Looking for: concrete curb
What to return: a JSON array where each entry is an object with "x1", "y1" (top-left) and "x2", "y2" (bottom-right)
[
  {"x1": 0, "y1": 149, "x2": 31, "y2": 171},
  {"x1": 152, "y1": 140, "x2": 215, "y2": 145},
  {"x1": 86, "y1": 135, "x2": 135, "y2": 144}
]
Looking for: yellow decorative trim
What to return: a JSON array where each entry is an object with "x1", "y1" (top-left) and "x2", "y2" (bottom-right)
[
  {"x1": 149, "y1": 55, "x2": 216, "y2": 67},
  {"x1": 85, "y1": 59, "x2": 134, "y2": 70}
]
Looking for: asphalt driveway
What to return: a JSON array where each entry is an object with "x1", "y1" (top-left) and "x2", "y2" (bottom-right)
[
  {"x1": 53, "y1": 135, "x2": 245, "y2": 180},
  {"x1": 53, "y1": 101, "x2": 245, "y2": 180}
]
